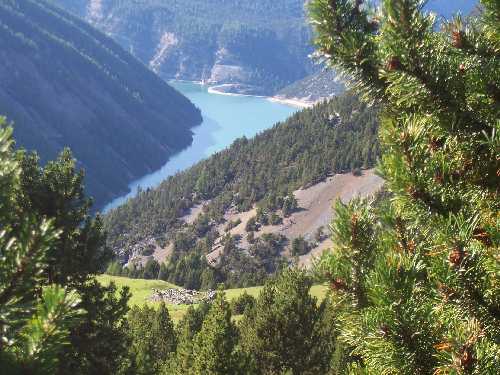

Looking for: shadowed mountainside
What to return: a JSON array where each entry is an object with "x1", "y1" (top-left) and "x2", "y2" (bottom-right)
[{"x1": 0, "y1": 0, "x2": 202, "y2": 208}]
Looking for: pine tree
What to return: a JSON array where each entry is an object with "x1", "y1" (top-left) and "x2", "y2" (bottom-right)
[
  {"x1": 158, "y1": 263, "x2": 169, "y2": 281},
  {"x1": 128, "y1": 303, "x2": 176, "y2": 375},
  {"x1": 154, "y1": 304, "x2": 177, "y2": 364},
  {"x1": 191, "y1": 290, "x2": 249, "y2": 375},
  {"x1": 0, "y1": 122, "x2": 83, "y2": 374},
  {"x1": 18, "y1": 149, "x2": 111, "y2": 286},
  {"x1": 17, "y1": 147, "x2": 131, "y2": 375},
  {"x1": 164, "y1": 303, "x2": 210, "y2": 375},
  {"x1": 310, "y1": 0, "x2": 499, "y2": 373},
  {"x1": 239, "y1": 269, "x2": 336, "y2": 375}
]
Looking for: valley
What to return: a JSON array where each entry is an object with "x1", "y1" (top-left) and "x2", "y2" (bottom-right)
[
  {"x1": 103, "y1": 81, "x2": 297, "y2": 211},
  {"x1": 0, "y1": 0, "x2": 202, "y2": 208},
  {"x1": 97, "y1": 274, "x2": 328, "y2": 321},
  {"x1": 103, "y1": 93, "x2": 381, "y2": 289},
  {"x1": 2, "y1": 1, "x2": 495, "y2": 374}
]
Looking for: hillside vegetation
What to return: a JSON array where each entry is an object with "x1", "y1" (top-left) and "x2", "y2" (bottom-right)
[
  {"x1": 104, "y1": 92, "x2": 380, "y2": 288},
  {"x1": 96, "y1": 275, "x2": 328, "y2": 318},
  {"x1": 0, "y1": 0, "x2": 202, "y2": 208}
]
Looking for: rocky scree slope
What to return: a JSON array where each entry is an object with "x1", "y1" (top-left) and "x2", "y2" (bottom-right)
[{"x1": 102, "y1": 93, "x2": 381, "y2": 289}]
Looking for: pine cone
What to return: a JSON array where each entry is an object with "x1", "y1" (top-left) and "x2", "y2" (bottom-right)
[
  {"x1": 407, "y1": 186, "x2": 423, "y2": 201},
  {"x1": 434, "y1": 171, "x2": 444, "y2": 185},
  {"x1": 437, "y1": 283, "x2": 456, "y2": 301},
  {"x1": 452, "y1": 31, "x2": 464, "y2": 48},
  {"x1": 330, "y1": 278, "x2": 347, "y2": 291},
  {"x1": 428, "y1": 137, "x2": 444, "y2": 153},
  {"x1": 449, "y1": 247, "x2": 466, "y2": 267},
  {"x1": 386, "y1": 56, "x2": 401, "y2": 71},
  {"x1": 472, "y1": 228, "x2": 492, "y2": 247},
  {"x1": 407, "y1": 240, "x2": 416, "y2": 253},
  {"x1": 459, "y1": 345, "x2": 474, "y2": 370},
  {"x1": 379, "y1": 324, "x2": 390, "y2": 338}
]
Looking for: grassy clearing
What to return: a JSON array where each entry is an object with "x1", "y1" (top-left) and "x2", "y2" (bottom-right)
[
  {"x1": 96, "y1": 275, "x2": 191, "y2": 320},
  {"x1": 97, "y1": 275, "x2": 328, "y2": 321}
]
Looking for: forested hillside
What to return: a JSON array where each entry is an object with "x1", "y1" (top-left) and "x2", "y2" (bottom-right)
[
  {"x1": 0, "y1": 0, "x2": 202, "y2": 208},
  {"x1": 52, "y1": 0, "x2": 314, "y2": 95},
  {"x1": 104, "y1": 92, "x2": 380, "y2": 288},
  {"x1": 51, "y1": 1, "x2": 477, "y2": 97},
  {"x1": 2, "y1": 1, "x2": 497, "y2": 374}
]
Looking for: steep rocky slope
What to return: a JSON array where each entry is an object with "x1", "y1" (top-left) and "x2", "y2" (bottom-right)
[
  {"x1": 52, "y1": 0, "x2": 477, "y2": 97},
  {"x1": 0, "y1": 0, "x2": 202, "y2": 208},
  {"x1": 52, "y1": 0, "x2": 315, "y2": 95}
]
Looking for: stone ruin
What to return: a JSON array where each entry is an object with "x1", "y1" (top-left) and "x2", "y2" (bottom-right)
[{"x1": 149, "y1": 288, "x2": 216, "y2": 305}]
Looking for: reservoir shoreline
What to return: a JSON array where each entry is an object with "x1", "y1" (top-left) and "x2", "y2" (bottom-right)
[
  {"x1": 102, "y1": 81, "x2": 297, "y2": 213},
  {"x1": 175, "y1": 80, "x2": 315, "y2": 109}
]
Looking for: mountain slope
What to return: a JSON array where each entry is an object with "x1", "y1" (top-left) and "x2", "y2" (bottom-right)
[
  {"x1": 52, "y1": 0, "x2": 478, "y2": 97},
  {"x1": 275, "y1": 69, "x2": 346, "y2": 105},
  {"x1": 103, "y1": 92, "x2": 381, "y2": 288},
  {"x1": 51, "y1": 0, "x2": 314, "y2": 95},
  {"x1": 0, "y1": 0, "x2": 202, "y2": 208}
]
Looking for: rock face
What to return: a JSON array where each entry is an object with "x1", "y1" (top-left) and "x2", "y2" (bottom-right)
[
  {"x1": 0, "y1": 0, "x2": 202, "y2": 209},
  {"x1": 52, "y1": 0, "x2": 315, "y2": 95},
  {"x1": 149, "y1": 288, "x2": 216, "y2": 305}
]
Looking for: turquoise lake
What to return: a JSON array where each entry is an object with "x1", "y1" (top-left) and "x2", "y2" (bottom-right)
[{"x1": 103, "y1": 81, "x2": 297, "y2": 212}]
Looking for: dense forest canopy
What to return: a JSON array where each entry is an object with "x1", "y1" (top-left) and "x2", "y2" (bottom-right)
[{"x1": 0, "y1": 0, "x2": 202, "y2": 208}]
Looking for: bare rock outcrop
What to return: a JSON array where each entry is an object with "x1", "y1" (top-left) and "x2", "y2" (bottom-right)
[{"x1": 149, "y1": 288, "x2": 216, "y2": 305}]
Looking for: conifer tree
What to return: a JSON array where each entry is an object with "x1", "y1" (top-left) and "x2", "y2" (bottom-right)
[
  {"x1": 128, "y1": 303, "x2": 176, "y2": 375},
  {"x1": 17, "y1": 144, "x2": 131, "y2": 375},
  {"x1": 239, "y1": 269, "x2": 336, "y2": 375},
  {"x1": 0, "y1": 122, "x2": 82, "y2": 374},
  {"x1": 164, "y1": 303, "x2": 210, "y2": 375},
  {"x1": 191, "y1": 290, "x2": 249, "y2": 375},
  {"x1": 310, "y1": 0, "x2": 499, "y2": 373}
]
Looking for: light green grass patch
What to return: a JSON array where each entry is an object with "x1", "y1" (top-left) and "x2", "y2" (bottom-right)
[
  {"x1": 97, "y1": 275, "x2": 178, "y2": 306},
  {"x1": 97, "y1": 275, "x2": 329, "y2": 321}
]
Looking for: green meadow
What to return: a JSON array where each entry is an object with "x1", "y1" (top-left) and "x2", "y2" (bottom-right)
[{"x1": 97, "y1": 275, "x2": 328, "y2": 321}]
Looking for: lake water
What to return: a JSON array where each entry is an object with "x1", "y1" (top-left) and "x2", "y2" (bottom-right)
[{"x1": 103, "y1": 81, "x2": 297, "y2": 212}]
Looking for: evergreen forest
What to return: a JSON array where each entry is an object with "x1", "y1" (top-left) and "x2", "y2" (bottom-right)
[{"x1": 0, "y1": 1, "x2": 498, "y2": 374}]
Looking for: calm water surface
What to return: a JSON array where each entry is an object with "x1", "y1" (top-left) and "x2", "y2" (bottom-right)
[{"x1": 103, "y1": 81, "x2": 297, "y2": 212}]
